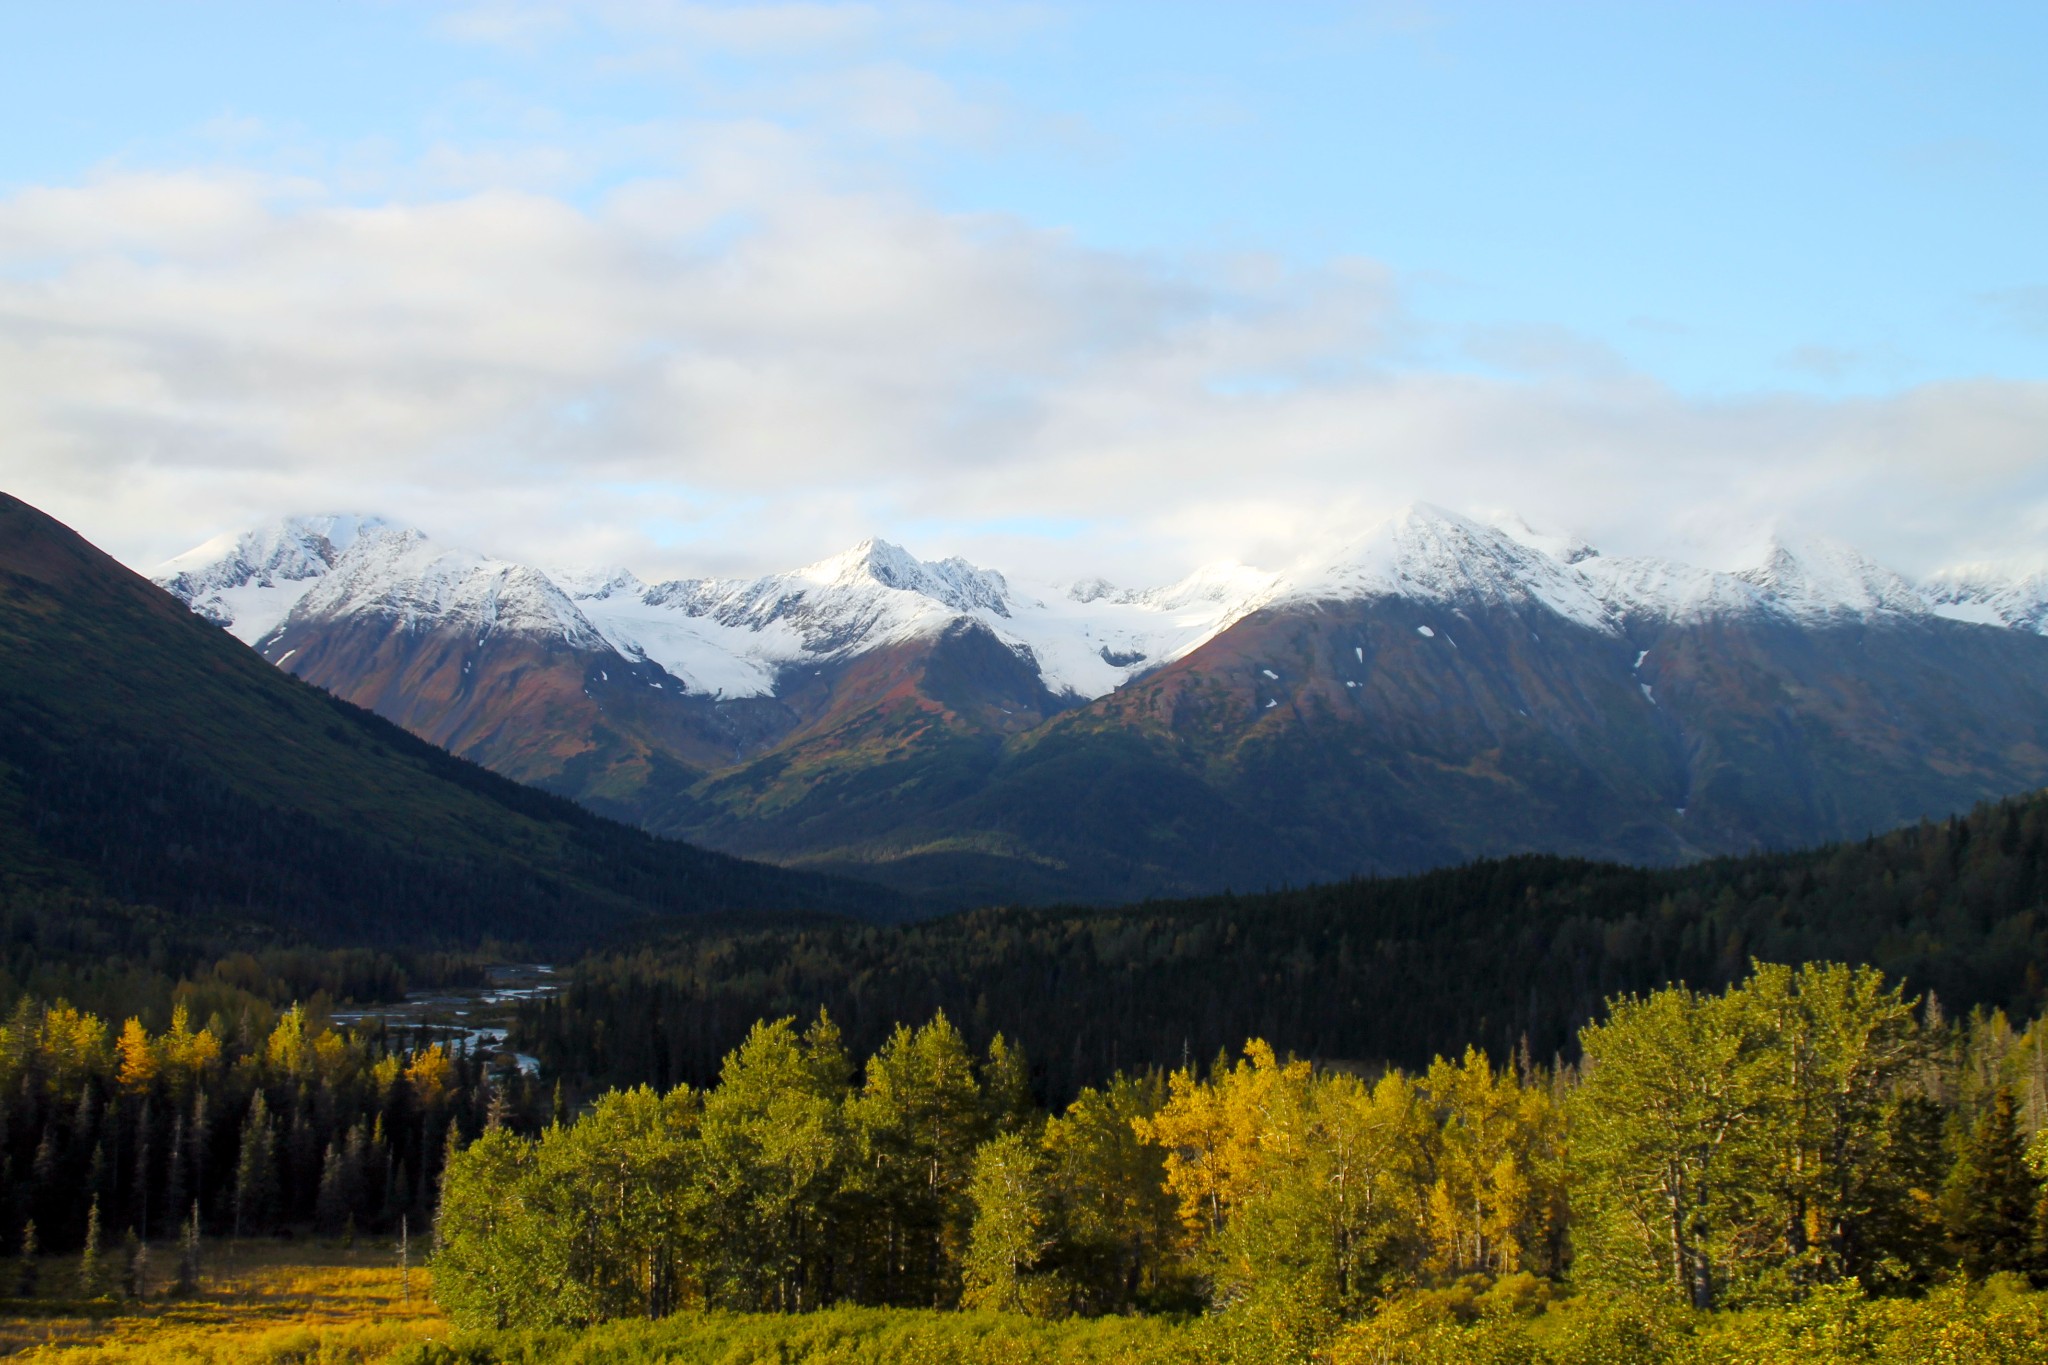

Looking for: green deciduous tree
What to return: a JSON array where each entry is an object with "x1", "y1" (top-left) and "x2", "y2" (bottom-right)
[{"x1": 962, "y1": 1129, "x2": 1056, "y2": 1313}]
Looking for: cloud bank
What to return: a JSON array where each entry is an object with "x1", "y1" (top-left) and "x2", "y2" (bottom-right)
[{"x1": 3, "y1": 4, "x2": 2046, "y2": 586}]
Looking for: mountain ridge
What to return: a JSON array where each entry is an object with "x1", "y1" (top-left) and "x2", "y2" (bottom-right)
[
  {"x1": 152, "y1": 503, "x2": 2048, "y2": 904},
  {"x1": 0, "y1": 492, "x2": 908, "y2": 964}
]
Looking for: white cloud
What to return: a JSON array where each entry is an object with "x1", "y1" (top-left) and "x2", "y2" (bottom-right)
[{"x1": 3, "y1": 151, "x2": 2046, "y2": 590}]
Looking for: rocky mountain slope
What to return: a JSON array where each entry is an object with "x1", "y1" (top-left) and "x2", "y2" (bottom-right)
[
  {"x1": 154, "y1": 504, "x2": 2048, "y2": 904},
  {"x1": 0, "y1": 493, "x2": 904, "y2": 960}
]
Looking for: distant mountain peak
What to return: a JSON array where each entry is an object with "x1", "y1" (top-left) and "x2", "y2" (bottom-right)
[
  {"x1": 283, "y1": 527, "x2": 608, "y2": 649},
  {"x1": 796, "y1": 537, "x2": 1013, "y2": 617},
  {"x1": 152, "y1": 513, "x2": 403, "y2": 643},
  {"x1": 1734, "y1": 529, "x2": 1928, "y2": 621},
  {"x1": 1275, "y1": 503, "x2": 1617, "y2": 633}
]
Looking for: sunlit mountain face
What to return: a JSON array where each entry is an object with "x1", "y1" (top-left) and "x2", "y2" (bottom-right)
[{"x1": 158, "y1": 503, "x2": 2048, "y2": 905}]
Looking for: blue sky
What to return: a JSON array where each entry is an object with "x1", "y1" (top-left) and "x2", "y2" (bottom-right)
[{"x1": 3, "y1": 2, "x2": 2046, "y2": 578}]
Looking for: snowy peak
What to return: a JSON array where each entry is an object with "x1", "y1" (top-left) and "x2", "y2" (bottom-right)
[
  {"x1": 161, "y1": 505, "x2": 2048, "y2": 709},
  {"x1": 797, "y1": 538, "x2": 1013, "y2": 617},
  {"x1": 285, "y1": 528, "x2": 607, "y2": 650},
  {"x1": 1733, "y1": 532, "x2": 1929, "y2": 622},
  {"x1": 155, "y1": 513, "x2": 391, "y2": 591},
  {"x1": 1924, "y1": 564, "x2": 2048, "y2": 634},
  {"x1": 153, "y1": 513, "x2": 397, "y2": 643},
  {"x1": 1276, "y1": 503, "x2": 1617, "y2": 633}
]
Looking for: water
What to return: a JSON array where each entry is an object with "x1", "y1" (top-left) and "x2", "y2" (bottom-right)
[{"x1": 329, "y1": 963, "x2": 561, "y2": 1077}]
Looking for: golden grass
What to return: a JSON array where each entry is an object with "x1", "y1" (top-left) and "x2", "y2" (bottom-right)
[{"x1": 0, "y1": 1241, "x2": 444, "y2": 1363}]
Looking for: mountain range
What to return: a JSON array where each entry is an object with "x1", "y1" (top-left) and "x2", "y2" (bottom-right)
[
  {"x1": 154, "y1": 504, "x2": 2048, "y2": 904},
  {"x1": 0, "y1": 492, "x2": 901, "y2": 967}
]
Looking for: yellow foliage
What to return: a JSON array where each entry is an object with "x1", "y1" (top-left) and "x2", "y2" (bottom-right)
[
  {"x1": 39, "y1": 1004, "x2": 111, "y2": 1099},
  {"x1": 405, "y1": 1045, "x2": 456, "y2": 1109},
  {"x1": 159, "y1": 1003, "x2": 225, "y2": 1092},
  {"x1": 313, "y1": 1029, "x2": 349, "y2": 1076},
  {"x1": 1417, "y1": 1047, "x2": 1558, "y2": 1280},
  {"x1": 1134, "y1": 1039, "x2": 1312, "y2": 1237},
  {"x1": 0, "y1": 1243, "x2": 443, "y2": 1363},
  {"x1": 115, "y1": 1018, "x2": 158, "y2": 1094},
  {"x1": 263, "y1": 1004, "x2": 312, "y2": 1081},
  {"x1": 371, "y1": 1053, "x2": 403, "y2": 1101}
]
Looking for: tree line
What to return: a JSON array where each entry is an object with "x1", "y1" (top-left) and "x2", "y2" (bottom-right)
[
  {"x1": 0, "y1": 994, "x2": 546, "y2": 1266},
  {"x1": 512, "y1": 791, "x2": 2048, "y2": 1105},
  {"x1": 436, "y1": 961, "x2": 2048, "y2": 1356}
]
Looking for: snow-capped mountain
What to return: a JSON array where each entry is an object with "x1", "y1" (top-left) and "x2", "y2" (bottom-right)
[
  {"x1": 1731, "y1": 531, "x2": 1932, "y2": 622},
  {"x1": 159, "y1": 503, "x2": 2041, "y2": 704},
  {"x1": 1270, "y1": 502, "x2": 1618, "y2": 633},
  {"x1": 153, "y1": 504, "x2": 2048, "y2": 907},
  {"x1": 156, "y1": 519, "x2": 1279, "y2": 702},
  {"x1": 154, "y1": 514, "x2": 391, "y2": 643},
  {"x1": 1924, "y1": 564, "x2": 2048, "y2": 634},
  {"x1": 281, "y1": 527, "x2": 609, "y2": 652}
]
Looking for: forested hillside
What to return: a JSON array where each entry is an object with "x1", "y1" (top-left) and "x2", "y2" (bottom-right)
[
  {"x1": 519, "y1": 788, "x2": 2048, "y2": 1102},
  {"x1": 0, "y1": 492, "x2": 905, "y2": 998}
]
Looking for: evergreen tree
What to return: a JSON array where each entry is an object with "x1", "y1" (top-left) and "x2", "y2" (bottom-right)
[
  {"x1": 233, "y1": 1092, "x2": 277, "y2": 1237},
  {"x1": 15, "y1": 1220, "x2": 36, "y2": 1298},
  {"x1": 119, "y1": 1228, "x2": 142, "y2": 1300},
  {"x1": 77, "y1": 1198, "x2": 103, "y2": 1298},
  {"x1": 174, "y1": 1202, "x2": 200, "y2": 1296},
  {"x1": 1945, "y1": 1089, "x2": 2039, "y2": 1277}
]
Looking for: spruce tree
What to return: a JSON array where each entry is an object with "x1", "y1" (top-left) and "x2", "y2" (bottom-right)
[
  {"x1": 173, "y1": 1202, "x2": 200, "y2": 1296},
  {"x1": 119, "y1": 1228, "x2": 142, "y2": 1300},
  {"x1": 77, "y1": 1198, "x2": 103, "y2": 1299},
  {"x1": 15, "y1": 1220, "x2": 36, "y2": 1298},
  {"x1": 1944, "y1": 1089, "x2": 2040, "y2": 1277},
  {"x1": 233, "y1": 1092, "x2": 277, "y2": 1238}
]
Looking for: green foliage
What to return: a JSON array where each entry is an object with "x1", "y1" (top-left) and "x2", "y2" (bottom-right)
[
  {"x1": 390, "y1": 1285, "x2": 2048, "y2": 1365},
  {"x1": 697, "y1": 1013, "x2": 847, "y2": 1312},
  {"x1": 1944, "y1": 1089, "x2": 2039, "y2": 1277},
  {"x1": 519, "y1": 791, "x2": 2048, "y2": 1107},
  {"x1": 397, "y1": 1305, "x2": 1205, "y2": 1365},
  {"x1": 444, "y1": 961, "x2": 2048, "y2": 1358},
  {"x1": 1040, "y1": 1072, "x2": 1183, "y2": 1314},
  {"x1": 1570, "y1": 963, "x2": 1945, "y2": 1308},
  {"x1": 961, "y1": 1130, "x2": 1057, "y2": 1313}
]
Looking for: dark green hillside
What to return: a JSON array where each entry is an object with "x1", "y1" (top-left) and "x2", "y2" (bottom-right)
[
  {"x1": 520, "y1": 787, "x2": 2048, "y2": 1102},
  {"x1": 0, "y1": 493, "x2": 903, "y2": 973}
]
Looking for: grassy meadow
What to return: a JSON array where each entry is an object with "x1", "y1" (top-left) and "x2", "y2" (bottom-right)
[
  {"x1": 4, "y1": 1247, "x2": 2048, "y2": 1364},
  {"x1": 0, "y1": 1240, "x2": 442, "y2": 1363}
]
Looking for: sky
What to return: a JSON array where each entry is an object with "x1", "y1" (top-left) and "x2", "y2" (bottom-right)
[{"x1": 2, "y1": 1, "x2": 2046, "y2": 585}]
